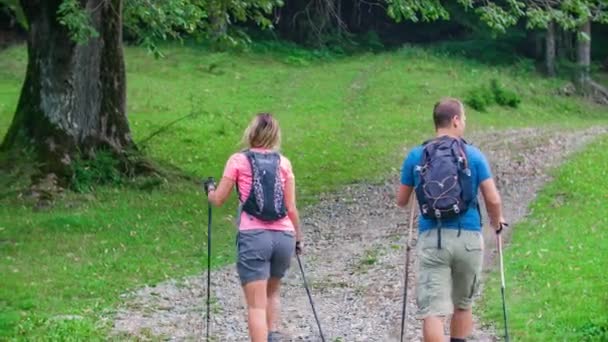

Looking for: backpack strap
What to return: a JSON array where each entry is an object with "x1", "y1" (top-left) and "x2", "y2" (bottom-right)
[
  {"x1": 233, "y1": 149, "x2": 250, "y2": 226},
  {"x1": 234, "y1": 149, "x2": 251, "y2": 203},
  {"x1": 420, "y1": 137, "x2": 440, "y2": 167},
  {"x1": 459, "y1": 140, "x2": 484, "y2": 227}
]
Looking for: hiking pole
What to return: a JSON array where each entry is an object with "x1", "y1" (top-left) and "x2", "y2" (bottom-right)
[
  {"x1": 496, "y1": 223, "x2": 510, "y2": 342},
  {"x1": 203, "y1": 177, "x2": 215, "y2": 342},
  {"x1": 400, "y1": 194, "x2": 417, "y2": 342},
  {"x1": 295, "y1": 253, "x2": 326, "y2": 342},
  {"x1": 206, "y1": 199, "x2": 212, "y2": 342}
]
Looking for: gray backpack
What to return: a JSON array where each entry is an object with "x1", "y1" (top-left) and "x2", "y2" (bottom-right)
[
  {"x1": 414, "y1": 136, "x2": 474, "y2": 220},
  {"x1": 239, "y1": 150, "x2": 287, "y2": 221}
]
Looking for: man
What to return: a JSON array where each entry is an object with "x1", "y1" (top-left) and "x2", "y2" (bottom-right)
[{"x1": 396, "y1": 98, "x2": 506, "y2": 342}]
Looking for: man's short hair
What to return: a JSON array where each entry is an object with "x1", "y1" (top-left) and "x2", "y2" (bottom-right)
[{"x1": 433, "y1": 98, "x2": 464, "y2": 129}]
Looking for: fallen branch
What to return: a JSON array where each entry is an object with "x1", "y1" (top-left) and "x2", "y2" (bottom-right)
[
  {"x1": 138, "y1": 112, "x2": 200, "y2": 149},
  {"x1": 589, "y1": 80, "x2": 608, "y2": 105}
]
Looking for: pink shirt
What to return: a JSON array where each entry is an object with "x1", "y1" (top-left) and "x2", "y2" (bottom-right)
[{"x1": 222, "y1": 148, "x2": 295, "y2": 232}]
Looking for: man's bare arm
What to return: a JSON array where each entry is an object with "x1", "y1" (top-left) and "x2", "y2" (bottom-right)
[
  {"x1": 479, "y1": 178, "x2": 505, "y2": 230},
  {"x1": 397, "y1": 185, "x2": 413, "y2": 208}
]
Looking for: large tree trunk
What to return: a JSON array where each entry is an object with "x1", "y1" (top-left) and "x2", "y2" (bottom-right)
[
  {"x1": 545, "y1": 21, "x2": 556, "y2": 77},
  {"x1": 575, "y1": 20, "x2": 591, "y2": 94},
  {"x1": 1, "y1": 0, "x2": 133, "y2": 180},
  {"x1": 207, "y1": 1, "x2": 228, "y2": 46}
]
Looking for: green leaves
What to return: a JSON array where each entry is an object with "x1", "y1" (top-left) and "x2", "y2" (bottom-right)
[
  {"x1": 122, "y1": 0, "x2": 282, "y2": 53},
  {"x1": 386, "y1": 0, "x2": 607, "y2": 35},
  {"x1": 0, "y1": 0, "x2": 27, "y2": 29},
  {"x1": 51, "y1": 0, "x2": 282, "y2": 52},
  {"x1": 525, "y1": 0, "x2": 608, "y2": 30},
  {"x1": 476, "y1": 3, "x2": 520, "y2": 33},
  {"x1": 10, "y1": 0, "x2": 608, "y2": 49},
  {"x1": 123, "y1": 0, "x2": 207, "y2": 57},
  {"x1": 196, "y1": 0, "x2": 282, "y2": 49},
  {"x1": 124, "y1": 0, "x2": 207, "y2": 40},
  {"x1": 386, "y1": 0, "x2": 450, "y2": 23},
  {"x1": 525, "y1": 7, "x2": 552, "y2": 29},
  {"x1": 57, "y1": 0, "x2": 99, "y2": 44},
  {"x1": 385, "y1": 0, "x2": 526, "y2": 31}
]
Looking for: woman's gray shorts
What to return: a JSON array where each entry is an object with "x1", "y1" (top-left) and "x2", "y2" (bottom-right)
[{"x1": 236, "y1": 229, "x2": 296, "y2": 285}]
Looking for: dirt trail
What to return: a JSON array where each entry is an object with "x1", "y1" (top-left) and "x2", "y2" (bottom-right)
[{"x1": 112, "y1": 126, "x2": 606, "y2": 341}]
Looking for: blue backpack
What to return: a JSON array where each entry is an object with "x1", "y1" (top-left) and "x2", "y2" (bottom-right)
[
  {"x1": 239, "y1": 150, "x2": 287, "y2": 221},
  {"x1": 414, "y1": 136, "x2": 474, "y2": 221}
]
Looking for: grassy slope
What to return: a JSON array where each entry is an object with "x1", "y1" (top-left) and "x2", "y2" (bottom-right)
[
  {"x1": 0, "y1": 43, "x2": 606, "y2": 339},
  {"x1": 481, "y1": 135, "x2": 608, "y2": 341}
]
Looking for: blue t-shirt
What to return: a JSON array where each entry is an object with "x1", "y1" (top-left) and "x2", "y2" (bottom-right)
[{"x1": 401, "y1": 143, "x2": 492, "y2": 232}]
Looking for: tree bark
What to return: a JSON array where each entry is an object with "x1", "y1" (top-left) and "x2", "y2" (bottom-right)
[
  {"x1": 545, "y1": 21, "x2": 556, "y2": 77},
  {"x1": 556, "y1": 27, "x2": 574, "y2": 61},
  {"x1": 1, "y1": 0, "x2": 133, "y2": 179},
  {"x1": 533, "y1": 31, "x2": 542, "y2": 60},
  {"x1": 575, "y1": 20, "x2": 591, "y2": 94},
  {"x1": 207, "y1": 1, "x2": 228, "y2": 45},
  {"x1": 564, "y1": 29, "x2": 574, "y2": 61}
]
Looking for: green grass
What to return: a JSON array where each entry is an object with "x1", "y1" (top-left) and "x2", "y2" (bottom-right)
[
  {"x1": 480, "y1": 135, "x2": 608, "y2": 341},
  {"x1": 1, "y1": 42, "x2": 607, "y2": 340}
]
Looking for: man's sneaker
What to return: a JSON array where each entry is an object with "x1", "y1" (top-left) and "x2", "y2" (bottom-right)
[{"x1": 268, "y1": 331, "x2": 281, "y2": 342}]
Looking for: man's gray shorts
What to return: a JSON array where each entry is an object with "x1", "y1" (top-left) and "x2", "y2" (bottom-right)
[{"x1": 236, "y1": 229, "x2": 296, "y2": 285}]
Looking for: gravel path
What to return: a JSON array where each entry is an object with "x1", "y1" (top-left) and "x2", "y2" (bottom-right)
[{"x1": 112, "y1": 126, "x2": 606, "y2": 341}]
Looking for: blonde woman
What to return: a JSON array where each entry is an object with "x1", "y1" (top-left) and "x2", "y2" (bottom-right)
[{"x1": 205, "y1": 113, "x2": 302, "y2": 342}]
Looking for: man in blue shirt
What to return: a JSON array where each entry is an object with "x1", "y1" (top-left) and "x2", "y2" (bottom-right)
[{"x1": 397, "y1": 98, "x2": 506, "y2": 342}]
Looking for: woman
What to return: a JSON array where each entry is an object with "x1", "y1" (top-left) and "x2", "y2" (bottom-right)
[{"x1": 206, "y1": 113, "x2": 303, "y2": 342}]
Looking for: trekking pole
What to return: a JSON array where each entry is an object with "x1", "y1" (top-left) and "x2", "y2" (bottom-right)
[
  {"x1": 203, "y1": 178, "x2": 214, "y2": 342},
  {"x1": 496, "y1": 223, "x2": 510, "y2": 342},
  {"x1": 206, "y1": 200, "x2": 212, "y2": 341},
  {"x1": 400, "y1": 194, "x2": 417, "y2": 342},
  {"x1": 296, "y1": 253, "x2": 326, "y2": 342}
]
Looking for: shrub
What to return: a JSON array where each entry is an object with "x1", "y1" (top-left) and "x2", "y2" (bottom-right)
[
  {"x1": 466, "y1": 85, "x2": 495, "y2": 111},
  {"x1": 71, "y1": 150, "x2": 122, "y2": 192},
  {"x1": 491, "y1": 79, "x2": 521, "y2": 108},
  {"x1": 466, "y1": 79, "x2": 521, "y2": 111},
  {"x1": 357, "y1": 30, "x2": 384, "y2": 52}
]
